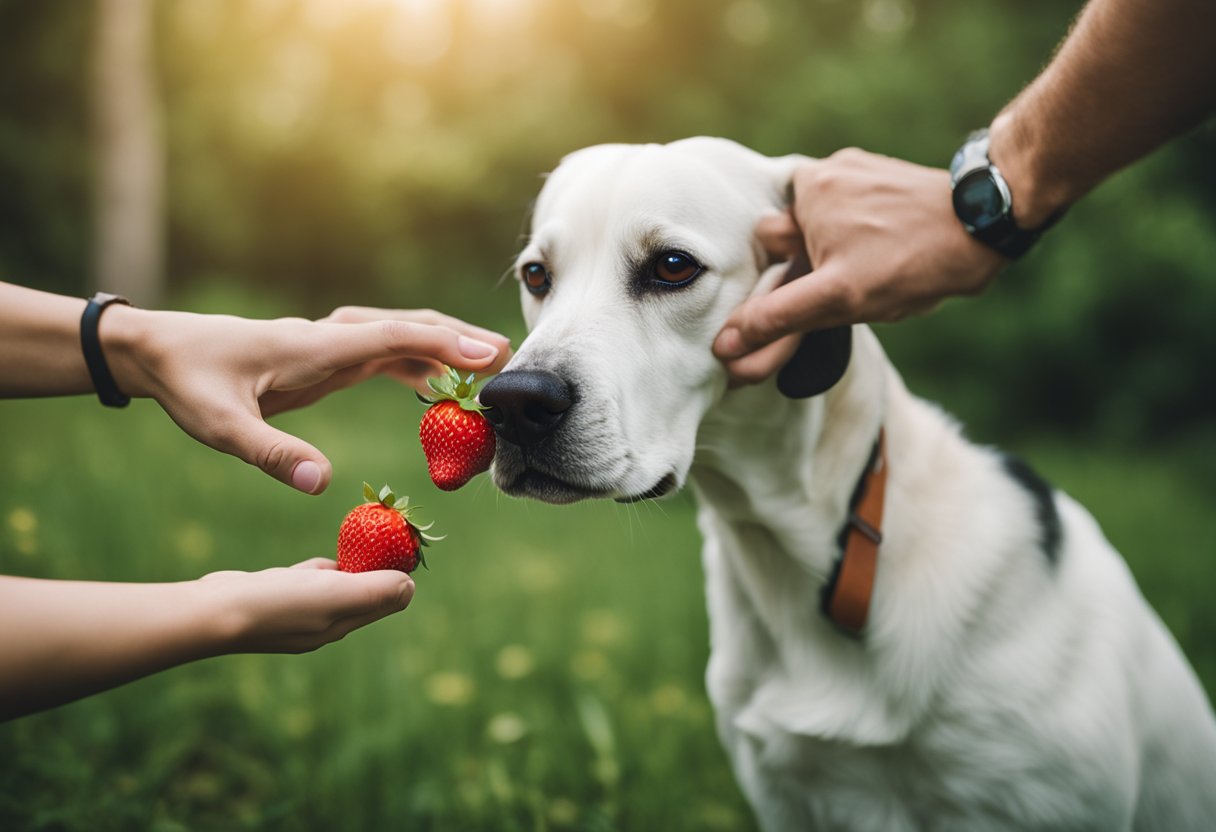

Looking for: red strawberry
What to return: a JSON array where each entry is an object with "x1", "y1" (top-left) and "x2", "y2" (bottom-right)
[
  {"x1": 419, "y1": 366, "x2": 496, "y2": 491},
  {"x1": 337, "y1": 483, "x2": 442, "y2": 574}
]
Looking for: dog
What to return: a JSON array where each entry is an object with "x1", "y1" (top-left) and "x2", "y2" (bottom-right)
[{"x1": 478, "y1": 137, "x2": 1216, "y2": 830}]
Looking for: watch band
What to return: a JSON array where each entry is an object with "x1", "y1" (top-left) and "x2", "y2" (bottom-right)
[{"x1": 80, "y1": 292, "x2": 133, "y2": 408}]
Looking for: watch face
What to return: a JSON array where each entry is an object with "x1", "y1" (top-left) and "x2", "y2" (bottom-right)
[{"x1": 952, "y1": 169, "x2": 1008, "y2": 232}]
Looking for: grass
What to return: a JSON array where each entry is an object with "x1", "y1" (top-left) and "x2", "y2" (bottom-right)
[{"x1": 1, "y1": 378, "x2": 1213, "y2": 831}]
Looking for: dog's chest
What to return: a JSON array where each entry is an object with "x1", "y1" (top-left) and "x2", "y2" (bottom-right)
[
  {"x1": 723, "y1": 723, "x2": 1123, "y2": 832},
  {"x1": 696, "y1": 504, "x2": 1127, "y2": 831}
]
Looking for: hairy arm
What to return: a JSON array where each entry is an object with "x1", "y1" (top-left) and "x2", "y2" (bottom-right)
[
  {"x1": 993, "y1": 0, "x2": 1216, "y2": 227},
  {"x1": 0, "y1": 559, "x2": 412, "y2": 721},
  {"x1": 714, "y1": 0, "x2": 1216, "y2": 380}
]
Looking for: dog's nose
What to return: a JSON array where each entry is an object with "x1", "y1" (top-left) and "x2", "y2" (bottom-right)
[{"x1": 479, "y1": 370, "x2": 573, "y2": 447}]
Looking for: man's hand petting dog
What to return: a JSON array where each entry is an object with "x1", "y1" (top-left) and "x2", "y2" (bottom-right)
[
  {"x1": 713, "y1": 149, "x2": 1006, "y2": 385},
  {"x1": 99, "y1": 304, "x2": 511, "y2": 494}
]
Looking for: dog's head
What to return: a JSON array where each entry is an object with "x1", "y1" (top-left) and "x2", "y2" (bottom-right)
[{"x1": 482, "y1": 137, "x2": 805, "y2": 504}]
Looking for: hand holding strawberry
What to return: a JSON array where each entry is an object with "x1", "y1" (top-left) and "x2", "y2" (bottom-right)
[
  {"x1": 337, "y1": 483, "x2": 442, "y2": 574},
  {"x1": 419, "y1": 367, "x2": 496, "y2": 491}
]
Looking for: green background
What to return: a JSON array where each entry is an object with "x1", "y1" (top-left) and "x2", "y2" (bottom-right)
[{"x1": 1, "y1": 0, "x2": 1213, "y2": 829}]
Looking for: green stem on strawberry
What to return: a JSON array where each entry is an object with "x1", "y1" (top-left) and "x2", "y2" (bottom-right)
[
  {"x1": 362, "y1": 481, "x2": 446, "y2": 547},
  {"x1": 421, "y1": 366, "x2": 489, "y2": 413}
]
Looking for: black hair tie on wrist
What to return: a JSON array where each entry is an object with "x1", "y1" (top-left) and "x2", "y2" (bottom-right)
[{"x1": 80, "y1": 291, "x2": 133, "y2": 408}]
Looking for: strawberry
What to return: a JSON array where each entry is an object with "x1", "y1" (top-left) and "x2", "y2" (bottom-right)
[
  {"x1": 419, "y1": 366, "x2": 496, "y2": 491},
  {"x1": 337, "y1": 483, "x2": 442, "y2": 574}
]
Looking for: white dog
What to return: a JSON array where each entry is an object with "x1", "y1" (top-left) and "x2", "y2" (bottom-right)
[{"x1": 479, "y1": 137, "x2": 1216, "y2": 831}]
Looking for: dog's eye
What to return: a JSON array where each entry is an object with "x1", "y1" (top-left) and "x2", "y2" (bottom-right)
[
  {"x1": 521, "y1": 262, "x2": 551, "y2": 297},
  {"x1": 652, "y1": 251, "x2": 703, "y2": 286}
]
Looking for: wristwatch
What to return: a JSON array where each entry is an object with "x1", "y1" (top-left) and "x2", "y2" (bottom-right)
[{"x1": 949, "y1": 128, "x2": 1054, "y2": 259}]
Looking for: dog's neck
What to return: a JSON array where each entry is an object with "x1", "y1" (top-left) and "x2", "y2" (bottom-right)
[
  {"x1": 689, "y1": 327, "x2": 946, "y2": 743},
  {"x1": 689, "y1": 328, "x2": 1001, "y2": 744},
  {"x1": 690, "y1": 326, "x2": 890, "y2": 584}
]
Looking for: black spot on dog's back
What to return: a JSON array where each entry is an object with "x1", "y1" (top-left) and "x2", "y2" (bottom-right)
[{"x1": 1002, "y1": 454, "x2": 1063, "y2": 565}]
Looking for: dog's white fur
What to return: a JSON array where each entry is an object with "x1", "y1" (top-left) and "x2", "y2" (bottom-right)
[{"x1": 494, "y1": 137, "x2": 1216, "y2": 830}]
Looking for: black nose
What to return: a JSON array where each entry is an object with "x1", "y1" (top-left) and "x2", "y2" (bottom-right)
[{"x1": 479, "y1": 370, "x2": 573, "y2": 447}]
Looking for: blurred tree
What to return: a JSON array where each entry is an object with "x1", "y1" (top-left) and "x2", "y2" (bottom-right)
[{"x1": 92, "y1": 0, "x2": 163, "y2": 304}]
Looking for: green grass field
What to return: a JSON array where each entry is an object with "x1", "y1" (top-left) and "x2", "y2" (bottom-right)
[{"x1": 2, "y1": 377, "x2": 1213, "y2": 831}]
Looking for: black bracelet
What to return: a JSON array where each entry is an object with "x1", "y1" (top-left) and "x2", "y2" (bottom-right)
[{"x1": 80, "y1": 292, "x2": 133, "y2": 408}]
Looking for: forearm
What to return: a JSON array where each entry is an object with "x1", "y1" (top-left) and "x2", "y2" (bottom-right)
[
  {"x1": 0, "y1": 283, "x2": 93, "y2": 396},
  {"x1": 0, "y1": 576, "x2": 222, "y2": 720},
  {"x1": 0, "y1": 282, "x2": 156, "y2": 399},
  {"x1": 990, "y1": 0, "x2": 1216, "y2": 227}
]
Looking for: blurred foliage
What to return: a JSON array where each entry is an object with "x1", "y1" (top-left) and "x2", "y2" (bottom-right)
[{"x1": 0, "y1": 0, "x2": 1212, "y2": 448}]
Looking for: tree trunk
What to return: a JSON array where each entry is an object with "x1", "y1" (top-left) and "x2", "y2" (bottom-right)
[{"x1": 92, "y1": 0, "x2": 163, "y2": 306}]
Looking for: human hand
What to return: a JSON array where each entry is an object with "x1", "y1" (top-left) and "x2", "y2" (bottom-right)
[
  {"x1": 712, "y1": 148, "x2": 1007, "y2": 384},
  {"x1": 105, "y1": 306, "x2": 511, "y2": 493},
  {"x1": 198, "y1": 557, "x2": 413, "y2": 654}
]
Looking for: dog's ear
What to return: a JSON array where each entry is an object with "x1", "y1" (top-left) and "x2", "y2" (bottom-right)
[{"x1": 763, "y1": 154, "x2": 853, "y2": 400}]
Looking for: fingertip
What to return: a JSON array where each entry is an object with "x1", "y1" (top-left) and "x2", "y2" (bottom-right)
[
  {"x1": 291, "y1": 458, "x2": 330, "y2": 494},
  {"x1": 361, "y1": 570, "x2": 416, "y2": 610},
  {"x1": 457, "y1": 335, "x2": 499, "y2": 362},
  {"x1": 713, "y1": 326, "x2": 746, "y2": 361},
  {"x1": 484, "y1": 342, "x2": 513, "y2": 375},
  {"x1": 469, "y1": 328, "x2": 513, "y2": 353}
]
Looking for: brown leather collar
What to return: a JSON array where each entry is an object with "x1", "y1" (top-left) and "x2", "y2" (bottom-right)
[{"x1": 821, "y1": 429, "x2": 888, "y2": 637}]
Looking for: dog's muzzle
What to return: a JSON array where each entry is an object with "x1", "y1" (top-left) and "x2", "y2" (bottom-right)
[{"x1": 482, "y1": 368, "x2": 675, "y2": 504}]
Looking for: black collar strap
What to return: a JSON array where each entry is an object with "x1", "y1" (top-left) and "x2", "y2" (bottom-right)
[{"x1": 80, "y1": 292, "x2": 133, "y2": 408}]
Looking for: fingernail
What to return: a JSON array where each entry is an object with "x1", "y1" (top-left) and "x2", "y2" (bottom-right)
[
  {"x1": 715, "y1": 327, "x2": 743, "y2": 359},
  {"x1": 458, "y1": 336, "x2": 498, "y2": 360},
  {"x1": 398, "y1": 577, "x2": 415, "y2": 607},
  {"x1": 291, "y1": 460, "x2": 322, "y2": 494}
]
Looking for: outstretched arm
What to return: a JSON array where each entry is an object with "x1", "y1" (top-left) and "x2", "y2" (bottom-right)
[
  {"x1": 0, "y1": 282, "x2": 511, "y2": 491},
  {"x1": 992, "y1": 0, "x2": 1216, "y2": 229},
  {"x1": 714, "y1": 0, "x2": 1216, "y2": 383},
  {"x1": 0, "y1": 559, "x2": 412, "y2": 721}
]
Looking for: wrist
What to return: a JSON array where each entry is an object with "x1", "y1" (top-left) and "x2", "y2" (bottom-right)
[
  {"x1": 987, "y1": 111, "x2": 1073, "y2": 230},
  {"x1": 99, "y1": 304, "x2": 162, "y2": 400},
  {"x1": 181, "y1": 579, "x2": 244, "y2": 658}
]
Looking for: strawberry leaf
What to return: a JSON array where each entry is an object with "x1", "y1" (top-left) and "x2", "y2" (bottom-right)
[
  {"x1": 393, "y1": 496, "x2": 410, "y2": 511},
  {"x1": 418, "y1": 365, "x2": 491, "y2": 408},
  {"x1": 362, "y1": 482, "x2": 377, "y2": 503}
]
